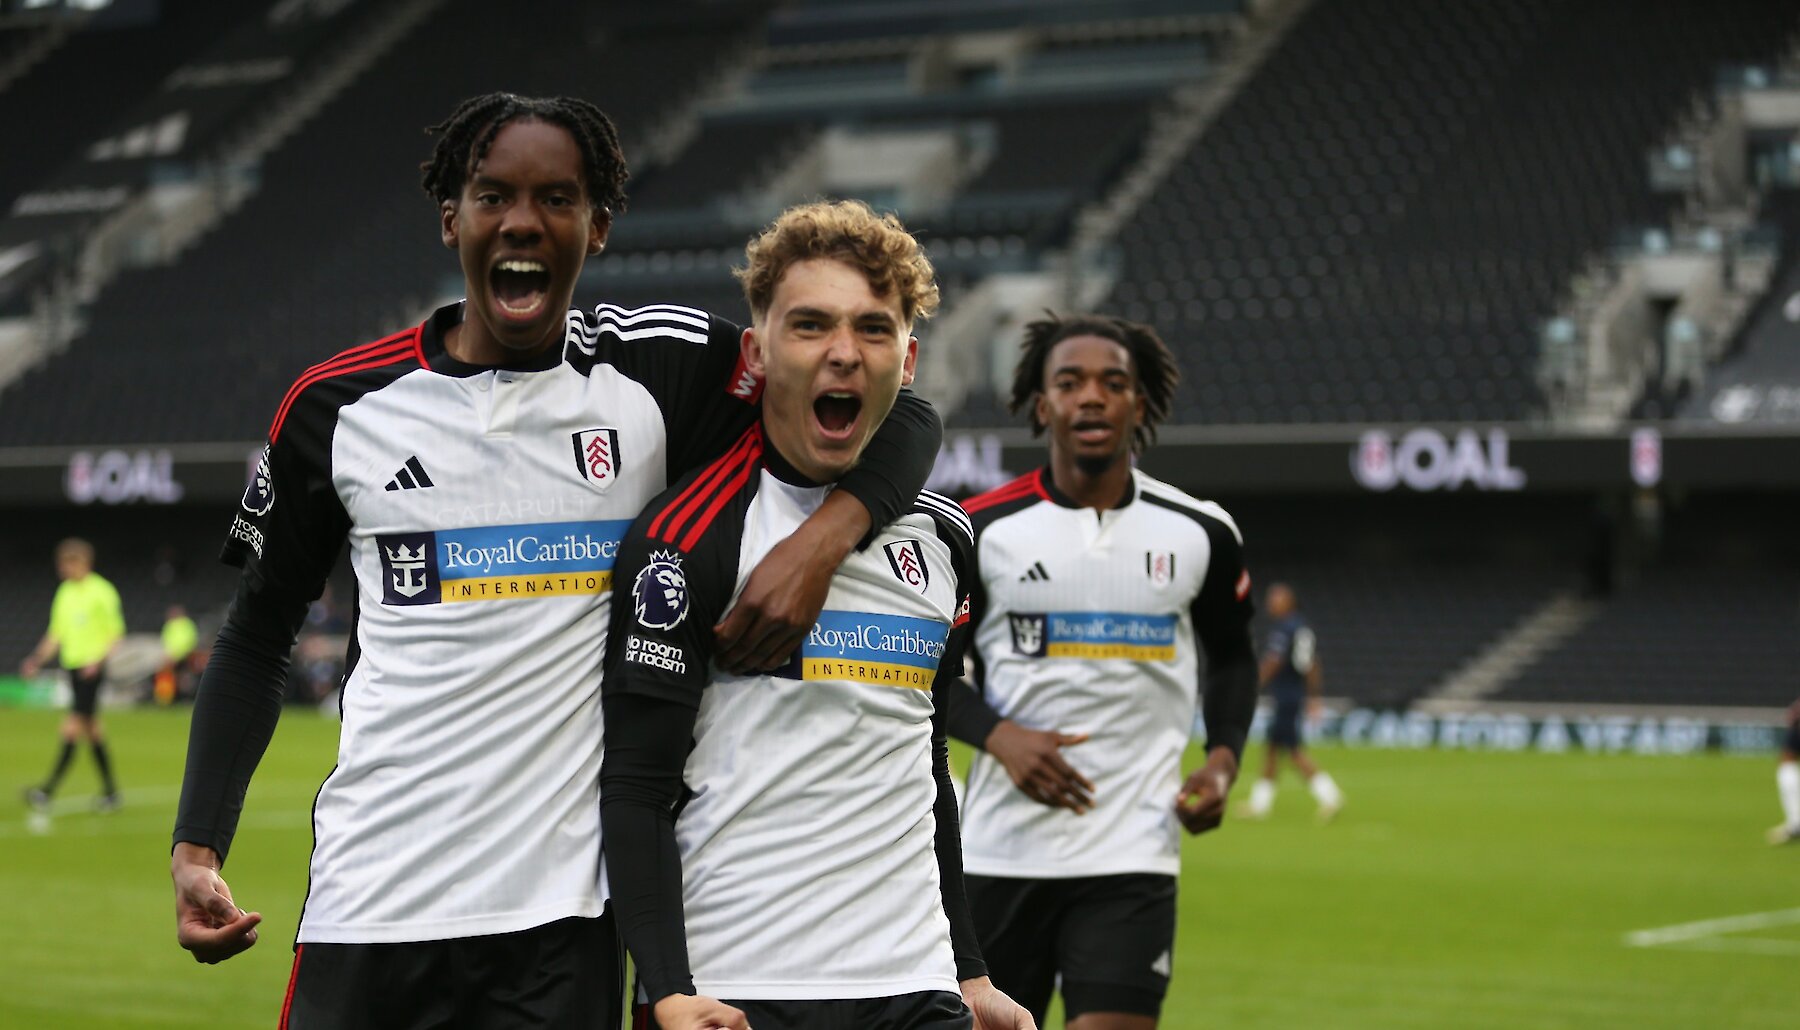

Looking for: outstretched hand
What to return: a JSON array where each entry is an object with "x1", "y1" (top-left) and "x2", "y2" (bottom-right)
[
  {"x1": 1174, "y1": 747, "x2": 1239, "y2": 835},
  {"x1": 172, "y1": 843, "x2": 261, "y2": 963},
  {"x1": 987, "y1": 721, "x2": 1094, "y2": 813}
]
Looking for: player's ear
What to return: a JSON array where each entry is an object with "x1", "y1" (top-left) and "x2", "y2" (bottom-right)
[
  {"x1": 741, "y1": 325, "x2": 768, "y2": 378},
  {"x1": 900, "y1": 336, "x2": 918, "y2": 387},
  {"x1": 1034, "y1": 390, "x2": 1051, "y2": 432},
  {"x1": 588, "y1": 208, "x2": 611, "y2": 256},
  {"x1": 440, "y1": 200, "x2": 459, "y2": 250}
]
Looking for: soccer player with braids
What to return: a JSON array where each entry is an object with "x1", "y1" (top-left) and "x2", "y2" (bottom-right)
[
  {"x1": 169, "y1": 94, "x2": 941, "y2": 1027},
  {"x1": 946, "y1": 314, "x2": 1258, "y2": 1030}
]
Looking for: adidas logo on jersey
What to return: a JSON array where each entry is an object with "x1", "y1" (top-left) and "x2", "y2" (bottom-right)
[
  {"x1": 1019, "y1": 561, "x2": 1050, "y2": 582},
  {"x1": 384, "y1": 456, "x2": 435, "y2": 492}
]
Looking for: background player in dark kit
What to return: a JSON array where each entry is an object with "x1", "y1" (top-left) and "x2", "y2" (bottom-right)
[
  {"x1": 1243, "y1": 582, "x2": 1343, "y2": 821},
  {"x1": 945, "y1": 314, "x2": 1258, "y2": 1030},
  {"x1": 168, "y1": 95, "x2": 941, "y2": 1029},
  {"x1": 602, "y1": 200, "x2": 1033, "y2": 1030}
]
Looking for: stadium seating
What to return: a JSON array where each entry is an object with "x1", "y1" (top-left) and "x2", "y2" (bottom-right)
[
  {"x1": 1494, "y1": 495, "x2": 1800, "y2": 708},
  {"x1": 0, "y1": 0, "x2": 258, "y2": 213},
  {"x1": 1233, "y1": 494, "x2": 1581, "y2": 708},
  {"x1": 1679, "y1": 186, "x2": 1800, "y2": 422},
  {"x1": 0, "y1": 0, "x2": 767, "y2": 444},
  {"x1": 1094, "y1": 0, "x2": 1800, "y2": 426}
]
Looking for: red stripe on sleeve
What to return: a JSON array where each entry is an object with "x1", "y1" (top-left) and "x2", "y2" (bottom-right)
[
  {"x1": 650, "y1": 426, "x2": 759, "y2": 543},
  {"x1": 279, "y1": 944, "x2": 304, "y2": 1029},
  {"x1": 676, "y1": 433, "x2": 763, "y2": 552},
  {"x1": 268, "y1": 341, "x2": 415, "y2": 443},
  {"x1": 961, "y1": 469, "x2": 1045, "y2": 514}
]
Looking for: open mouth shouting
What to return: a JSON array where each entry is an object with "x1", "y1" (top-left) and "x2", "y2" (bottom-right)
[
  {"x1": 490, "y1": 258, "x2": 551, "y2": 323},
  {"x1": 813, "y1": 389, "x2": 864, "y2": 442}
]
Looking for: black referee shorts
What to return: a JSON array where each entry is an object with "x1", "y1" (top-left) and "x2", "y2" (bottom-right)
[
  {"x1": 1785, "y1": 719, "x2": 1800, "y2": 756},
  {"x1": 965, "y1": 872, "x2": 1177, "y2": 1023},
  {"x1": 282, "y1": 913, "x2": 621, "y2": 1029},
  {"x1": 68, "y1": 666, "x2": 104, "y2": 718},
  {"x1": 637, "y1": 990, "x2": 969, "y2": 1030}
]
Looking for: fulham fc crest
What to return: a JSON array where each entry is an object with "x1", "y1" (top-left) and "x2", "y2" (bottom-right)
[
  {"x1": 884, "y1": 539, "x2": 931, "y2": 595},
  {"x1": 1145, "y1": 551, "x2": 1176, "y2": 586},
  {"x1": 572, "y1": 427, "x2": 620, "y2": 491}
]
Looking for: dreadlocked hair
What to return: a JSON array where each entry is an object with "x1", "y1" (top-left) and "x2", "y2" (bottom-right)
[
  {"x1": 1008, "y1": 312, "x2": 1181, "y2": 453},
  {"x1": 419, "y1": 92, "x2": 628, "y2": 214}
]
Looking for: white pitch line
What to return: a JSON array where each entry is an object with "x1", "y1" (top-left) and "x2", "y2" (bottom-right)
[
  {"x1": 1624, "y1": 907, "x2": 1800, "y2": 948},
  {"x1": 1658, "y1": 937, "x2": 1800, "y2": 957}
]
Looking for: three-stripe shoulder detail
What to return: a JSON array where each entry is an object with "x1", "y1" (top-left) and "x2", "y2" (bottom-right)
[
  {"x1": 269, "y1": 326, "x2": 423, "y2": 443},
  {"x1": 570, "y1": 302, "x2": 712, "y2": 352},
  {"x1": 647, "y1": 426, "x2": 763, "y2": 552},
  {"x1": 912, "y1": 490, "x2": 974, "y2": 548},
  {"x1": 962, "y1": 469, "x2": 1047, "y2": 516}
]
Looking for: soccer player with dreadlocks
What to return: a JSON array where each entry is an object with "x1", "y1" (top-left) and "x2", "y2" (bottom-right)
[
  {"x1": 944, "y1": 313, "x2": 1258, "y2": 1030},
  {"x1": 167, "y1": 93, "x2": 941, "y2": 1027}
]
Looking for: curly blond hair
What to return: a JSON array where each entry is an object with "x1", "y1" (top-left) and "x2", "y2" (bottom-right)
[{"x1": 736, "y1": 199, "x2": 939, "y2": 326}]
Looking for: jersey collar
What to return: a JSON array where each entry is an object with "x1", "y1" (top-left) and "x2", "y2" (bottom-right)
[
  {"x1": 417, "y1": 301, "x2": 570, "y2": 376},
  {"x1": 1037, "y1": 464, "x2": 1138, "y2": 510},
  {"x1": 760, "y1": 423, "x2": 830, "y2": 489}
]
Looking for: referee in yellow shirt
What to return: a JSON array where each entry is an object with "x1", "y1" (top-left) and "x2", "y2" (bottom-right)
[{"x1": 20, "y1": 538, "x2": 125, "y2": 811}]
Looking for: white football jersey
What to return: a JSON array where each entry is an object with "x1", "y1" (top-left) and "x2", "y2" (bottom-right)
[
  {"x1": 220, "y1": 301, "x2": 762, "y2": 943},
  {"x1": 958, "y1": 467, "x2": 1251, "y2": 877},
  {"x1": 606, "y1": 431, "x2": 976, "y2": 999}
]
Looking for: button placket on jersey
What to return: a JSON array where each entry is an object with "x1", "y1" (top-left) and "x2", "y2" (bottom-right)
[{"x1": 485, "y1": 370, "x2": 523, "y2": 437}]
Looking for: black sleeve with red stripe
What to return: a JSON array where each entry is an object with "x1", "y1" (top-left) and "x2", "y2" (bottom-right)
[
  {"x1": 177, "y1": 327, "x2": 421, "y2": 863},
  {"x1": 601, "y1": 428, "x2": 761, "y2": 1004},
  {"x1": 224, "y1": 326, "x2": 422, "y2": 596},
  {"x1": 603, "y1": 426, "x2": 759, "y2": 707}
]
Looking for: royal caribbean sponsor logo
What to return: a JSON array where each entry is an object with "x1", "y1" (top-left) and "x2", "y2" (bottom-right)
[
  {"x1": 1010, "y1": 611, "x2": 1178, "y2": 662},
  {"x1": 377, "y1": 519, "x2": 629, "y2": 606},
  {"x1": 774, "y1": 610, "x2": 949, "y2": 690}
]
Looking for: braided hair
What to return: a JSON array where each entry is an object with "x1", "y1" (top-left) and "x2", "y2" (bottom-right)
[
  {"x1": 1008, "y1": 312, "x2": 1181, "y2": 453},
  {"x1": 420, "y1": 92, "x2": 628, "y2": 214}
]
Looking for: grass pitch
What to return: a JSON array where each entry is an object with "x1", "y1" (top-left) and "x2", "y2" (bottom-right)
[{"x1": 0, "y1": 706, "x2": 1792, "y2": 1028}]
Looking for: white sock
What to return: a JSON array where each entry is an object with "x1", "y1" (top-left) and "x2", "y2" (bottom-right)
[
  {"x1": 1309, "y1": 771, "x2": 1342, "y2": 809},
  {"x1": 1248, "y1": 778, "x2": 1276, "y2": 816},
  {"x1": 1779, "y1": 762, "x2": 1800, "y2": 829}
]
